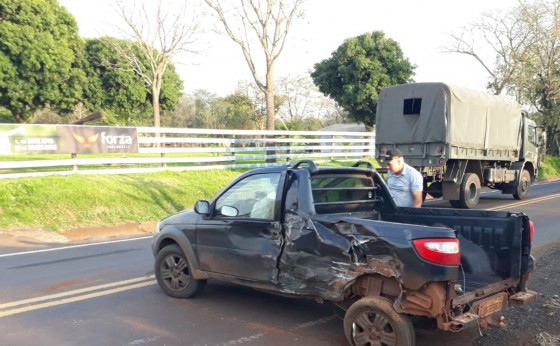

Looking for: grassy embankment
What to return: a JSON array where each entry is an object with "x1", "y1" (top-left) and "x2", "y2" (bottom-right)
[{"x1": 0, "y1": 157, "x2": 558, "y2": 233}]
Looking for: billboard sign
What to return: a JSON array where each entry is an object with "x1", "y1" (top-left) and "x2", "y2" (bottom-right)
[{"x1": 0, "y1": 124, "x2": 139, "y2": 154}]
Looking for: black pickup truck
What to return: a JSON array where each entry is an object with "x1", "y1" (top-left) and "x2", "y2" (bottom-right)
[{"x1": 151, "y1": 160, "x2": 537, "y2": 346}]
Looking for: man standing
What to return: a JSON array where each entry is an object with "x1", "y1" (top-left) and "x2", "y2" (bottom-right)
[{"x1": 382, "y1": 149, "x2": 423, "y2": 207}]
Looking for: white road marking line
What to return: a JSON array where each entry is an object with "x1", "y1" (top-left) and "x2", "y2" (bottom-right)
[
  {"x1": 217, "y1": 333, "x2": 265, "y2": 346},
  {"x1": 0, "y1": 236, "x2": 153, "y2": 258},
  {"x1": 289, "y1": 315, "x2": 337, "y2": 331},
  {"x1": 0, "y1": 277, "x2": 157, "y2": 318}
]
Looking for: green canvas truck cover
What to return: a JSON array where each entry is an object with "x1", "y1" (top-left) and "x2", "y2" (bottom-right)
[{"x1": 375, "y1": 82, "x2": 522, "y2": 151}]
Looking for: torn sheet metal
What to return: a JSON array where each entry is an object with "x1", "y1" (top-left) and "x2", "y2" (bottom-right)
[{"x1": 277, "y1": 212, "x2": 403, "y2": 302}]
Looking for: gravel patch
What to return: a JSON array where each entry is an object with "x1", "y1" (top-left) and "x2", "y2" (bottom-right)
[{"x1": 475, "y1": 242, "x2": 560, "y2": 346}]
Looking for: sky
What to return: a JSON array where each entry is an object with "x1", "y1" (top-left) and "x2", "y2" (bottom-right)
[{"x1": 58, "y1": 0, "x2": 516, "y2": 97}]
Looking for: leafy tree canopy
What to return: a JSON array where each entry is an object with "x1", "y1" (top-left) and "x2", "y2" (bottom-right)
[
  {"x1": 0, "y1": 0, "x2": 87, "y2": 123},
  {"x1": 311, "y1": 31, "x2": 415, "y2": 128},
  {"x1": 84, "y1": 37, "x2": 183, "y2": 126}
]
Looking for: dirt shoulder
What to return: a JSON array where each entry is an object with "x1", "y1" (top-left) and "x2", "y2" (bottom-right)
[
  {"x1": 0, "y1": 221, "x2": 157, "y2": 249},
  {"x1": 476, "y1": 242, "x2": 560, "y2": 346}
]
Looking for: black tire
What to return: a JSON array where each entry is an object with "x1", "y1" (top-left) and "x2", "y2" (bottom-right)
[
  {"x1": 155, "y1": 244, "x2": 206, "y2": 299},
  {"x1": 449, "y1": 200, "x2": 461, "y2": 208},
  {"x1": 427, "y1": 181, "x2": 443, "y2": 199},
  {"x1": 458, "y1": 173, "x2": 481, "y2": 209},
  {"x1": 344, "y1": 296, "x2": 415, "y2": 346},
  {"x1": 513, "y1": 169, "x2": 531, "y2": 200}
]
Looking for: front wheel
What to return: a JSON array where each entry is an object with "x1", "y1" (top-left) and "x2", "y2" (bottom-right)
[
  {"x1": 155, "y1": 244, "x2": 207, "y2": 298},
  {"x1": 344, "y1": 296, "x2": 415, "y2": 346},
  {"x1": 513, "y1": 169, "x2": 531, "y2": 200}
]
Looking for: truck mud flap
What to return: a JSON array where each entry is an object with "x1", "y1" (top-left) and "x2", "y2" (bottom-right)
[{"x1": 442, "y1": 160, "x2": 468, "y2": 200}]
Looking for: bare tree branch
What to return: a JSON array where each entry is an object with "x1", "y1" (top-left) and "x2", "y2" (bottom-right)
[
  {"x1": 204, "y1": 0, "x2": 305, "y2": 130},
  {"x1": 444, "y1": 5, "x2": 536, "y2": 95},
  {"x1": 113, "y1": 0, "x2": 200, "y2": 128}
]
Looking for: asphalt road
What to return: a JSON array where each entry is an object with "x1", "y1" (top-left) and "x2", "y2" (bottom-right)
[{"x1": 1, "y1": 180, "x2": 559, "y2": 346}]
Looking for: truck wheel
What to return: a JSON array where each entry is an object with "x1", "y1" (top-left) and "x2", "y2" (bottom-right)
[
  {"x1": 459, "y1": 173, "x2": 481, "y2": 209},
  {"x1": 155, "y1": 244, "x2": 207, "y2": 299},
  {"x1": 449, "y1": 200, "x2": 461, "y2": 208},
  {"x1": 344, "y1": 296, "x2": 415, "y2": 346},
  {"x1": 513, "y1": 169, "x2": 531, "y2": 200},
  {"x1": 427, "y1": 181, "x2": 443, "y2": 199}
]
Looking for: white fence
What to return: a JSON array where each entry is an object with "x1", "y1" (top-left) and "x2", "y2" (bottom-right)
[{"x1": 0, "y1": 127, "x2": 376, "y2": 179}]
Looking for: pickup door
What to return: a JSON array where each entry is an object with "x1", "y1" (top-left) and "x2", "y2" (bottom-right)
[{"x1": 195, "y1": 172, "x2": 284, "y2": 281}]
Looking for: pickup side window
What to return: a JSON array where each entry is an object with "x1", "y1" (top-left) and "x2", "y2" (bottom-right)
[
  {"x1": 215, "y1": 173, "x2": 280, "y2": 219},
  {"x1": 311, "y1": 174, "x2": 378, "y2": 214}
]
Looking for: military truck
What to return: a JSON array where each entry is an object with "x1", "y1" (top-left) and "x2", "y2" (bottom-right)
[{"x1": 375, "y1": 82, "x2": 546, "y2": 208}]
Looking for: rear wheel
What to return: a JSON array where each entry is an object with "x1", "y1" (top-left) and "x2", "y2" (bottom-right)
[
  {"x1": 458, "y1": 173, "x2": 481, "y2": 209},
  {"x1": 449, "y1": 200, "x2": 461, "y2": 208},
  {"x1": 427, "y1": 181, "x2": 443, "y2": 199},
  {"x1": 155, "y1": 244, "x2": 207, "y2": 298},
  {"x1": 344, "y1": 296, "x2": 415, "y2": 346},
  {"x1": 513, "y1": 169, "x2": 531, "y2": 200}
]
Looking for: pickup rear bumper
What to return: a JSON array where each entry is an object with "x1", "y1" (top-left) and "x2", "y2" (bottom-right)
[{"x1": 439, "y1": 290, "x2": 538, "y2": 332}]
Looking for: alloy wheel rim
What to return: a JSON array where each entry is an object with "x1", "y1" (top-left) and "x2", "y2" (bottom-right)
[
  {"x1": 352, "y1": 312, "x2": 397, "y2": 346},
  {"x1": 161, "y1": 254, "x2": 190, "y2": 291}
]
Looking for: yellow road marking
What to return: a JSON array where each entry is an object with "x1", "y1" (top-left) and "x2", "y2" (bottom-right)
[
  {"x1": 0, "y1": 276, "x2": 156, "y2": 318},
  {"x1": 487, "y1": 193, "x2": 560, "y2": 211}
]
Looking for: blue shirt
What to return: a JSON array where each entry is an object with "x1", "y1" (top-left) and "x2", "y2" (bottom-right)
[{"x1": 387, "y1": 163, "x2": 423, "y2": 207}]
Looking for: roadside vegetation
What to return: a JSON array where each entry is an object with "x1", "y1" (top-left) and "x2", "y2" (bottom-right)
[
  {"x1": 0, "y1": 157, "x2": 557, "y2": 233},
  {"x1": 539, "y1": 155, "x2": 560, "y2": 180}
]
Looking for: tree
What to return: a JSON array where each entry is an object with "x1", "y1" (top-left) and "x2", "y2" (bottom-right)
[
  {"x1": 114, "y1": 0, "x2": 199, "y2": 127},
  {"x1": 275, "y1": 74, "x2": 343, "y2": 125},
  {"x1": 521, "y1": 0, "x2": 560, "y2": 154},
  {"x1": 161, "y1": 95, "x2": 197, "y2": 128},
  {"x1": 83, "y1": 37, "x2": 183, "y2": 126},
  {"x1": 447, "y1": 0, "x2": 560, "y2": 154},
  {"x1": 311, "y1": 31, "x2": 415, "y2": 129},
  {"x1": 0, "y1": 0, "x2": 87, "y2": 123},
  {"x1": 203, "y1": 0, "x2": 305, "y2": 131},
  {"x1": 222, "y1": 92, "x2": 260, "y2": 129},
  {"x1": 445, "y1": 4, "x2": 536, "y2": 96}
]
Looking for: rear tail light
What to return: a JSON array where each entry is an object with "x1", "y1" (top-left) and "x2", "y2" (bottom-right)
[
  {"x1": 529, "y1": 221, "x2": 534, "y2": 243},
  {"x1": 413, "y1": 238, "x2": 460, "y2": 266}
]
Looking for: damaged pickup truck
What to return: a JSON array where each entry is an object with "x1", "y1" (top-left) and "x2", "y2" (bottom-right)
[{"x1": 151, "y1": 160, "x2": 537, "y2": 346}]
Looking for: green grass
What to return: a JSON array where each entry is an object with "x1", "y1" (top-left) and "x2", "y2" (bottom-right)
[
  {"x1": 0, "y1": 156, "x2": 557, "y2": 233},
  {"x1": 0, "y1": 169, "x2": 243, "y2": 232},
  {"x1": 539, "y1": 155, "x2": 560, "y2": 180}
]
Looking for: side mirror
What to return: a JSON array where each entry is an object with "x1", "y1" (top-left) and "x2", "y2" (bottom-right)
[
  {"x1": 539, "y1": 131, "x2": 547, "y2": 146},
  {"x1": 220, "y1": 205, "x2": 238, "y2": 217},
  {"x1": 194, "y1": 200, "x2": 210, "y2": 215}
]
